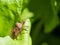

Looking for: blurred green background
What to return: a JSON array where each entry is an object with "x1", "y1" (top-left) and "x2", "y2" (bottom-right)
[
  {"x1": 0, "y1": 0, "x2": 60, "y2": 45},
  {"x1": 27, "y1": 0, "x2": 60, "y2": 45}
]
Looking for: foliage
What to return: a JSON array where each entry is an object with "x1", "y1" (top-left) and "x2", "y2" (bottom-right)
[
  {"x1": 0, "y1": 0, "x2": 60, "y2": 45},
  {"x1": 28, "y1": 0, "x2": 60, "y2": 45},
  {"x1": 0, "y1": 0, "x2": 33, "y2": 45}
]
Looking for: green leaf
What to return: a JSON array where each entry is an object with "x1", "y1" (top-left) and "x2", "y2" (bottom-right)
[
  {"x1": 0, "y1": 0, "x2": 24, "y2": 36},
  {"x1": 44, "y1": 0, "x2": 59, "y2": 33}
]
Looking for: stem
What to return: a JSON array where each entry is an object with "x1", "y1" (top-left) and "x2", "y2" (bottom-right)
[{"x1": 17, "y1": 19, "x2": 32, "y2": 45}]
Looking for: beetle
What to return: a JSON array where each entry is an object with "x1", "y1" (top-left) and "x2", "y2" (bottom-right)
[{"x1": 11, "y1": 21, "x2": 25, "y2": 39}]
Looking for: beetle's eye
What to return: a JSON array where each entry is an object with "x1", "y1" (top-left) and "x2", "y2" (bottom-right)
[{"x1": 13, "y1": 32, "x2": 15, "y2": 34}]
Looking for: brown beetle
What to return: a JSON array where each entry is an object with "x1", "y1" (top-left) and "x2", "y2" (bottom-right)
[{"x1": 11, "y1": 21, "x2": 25, "y2": 39}]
